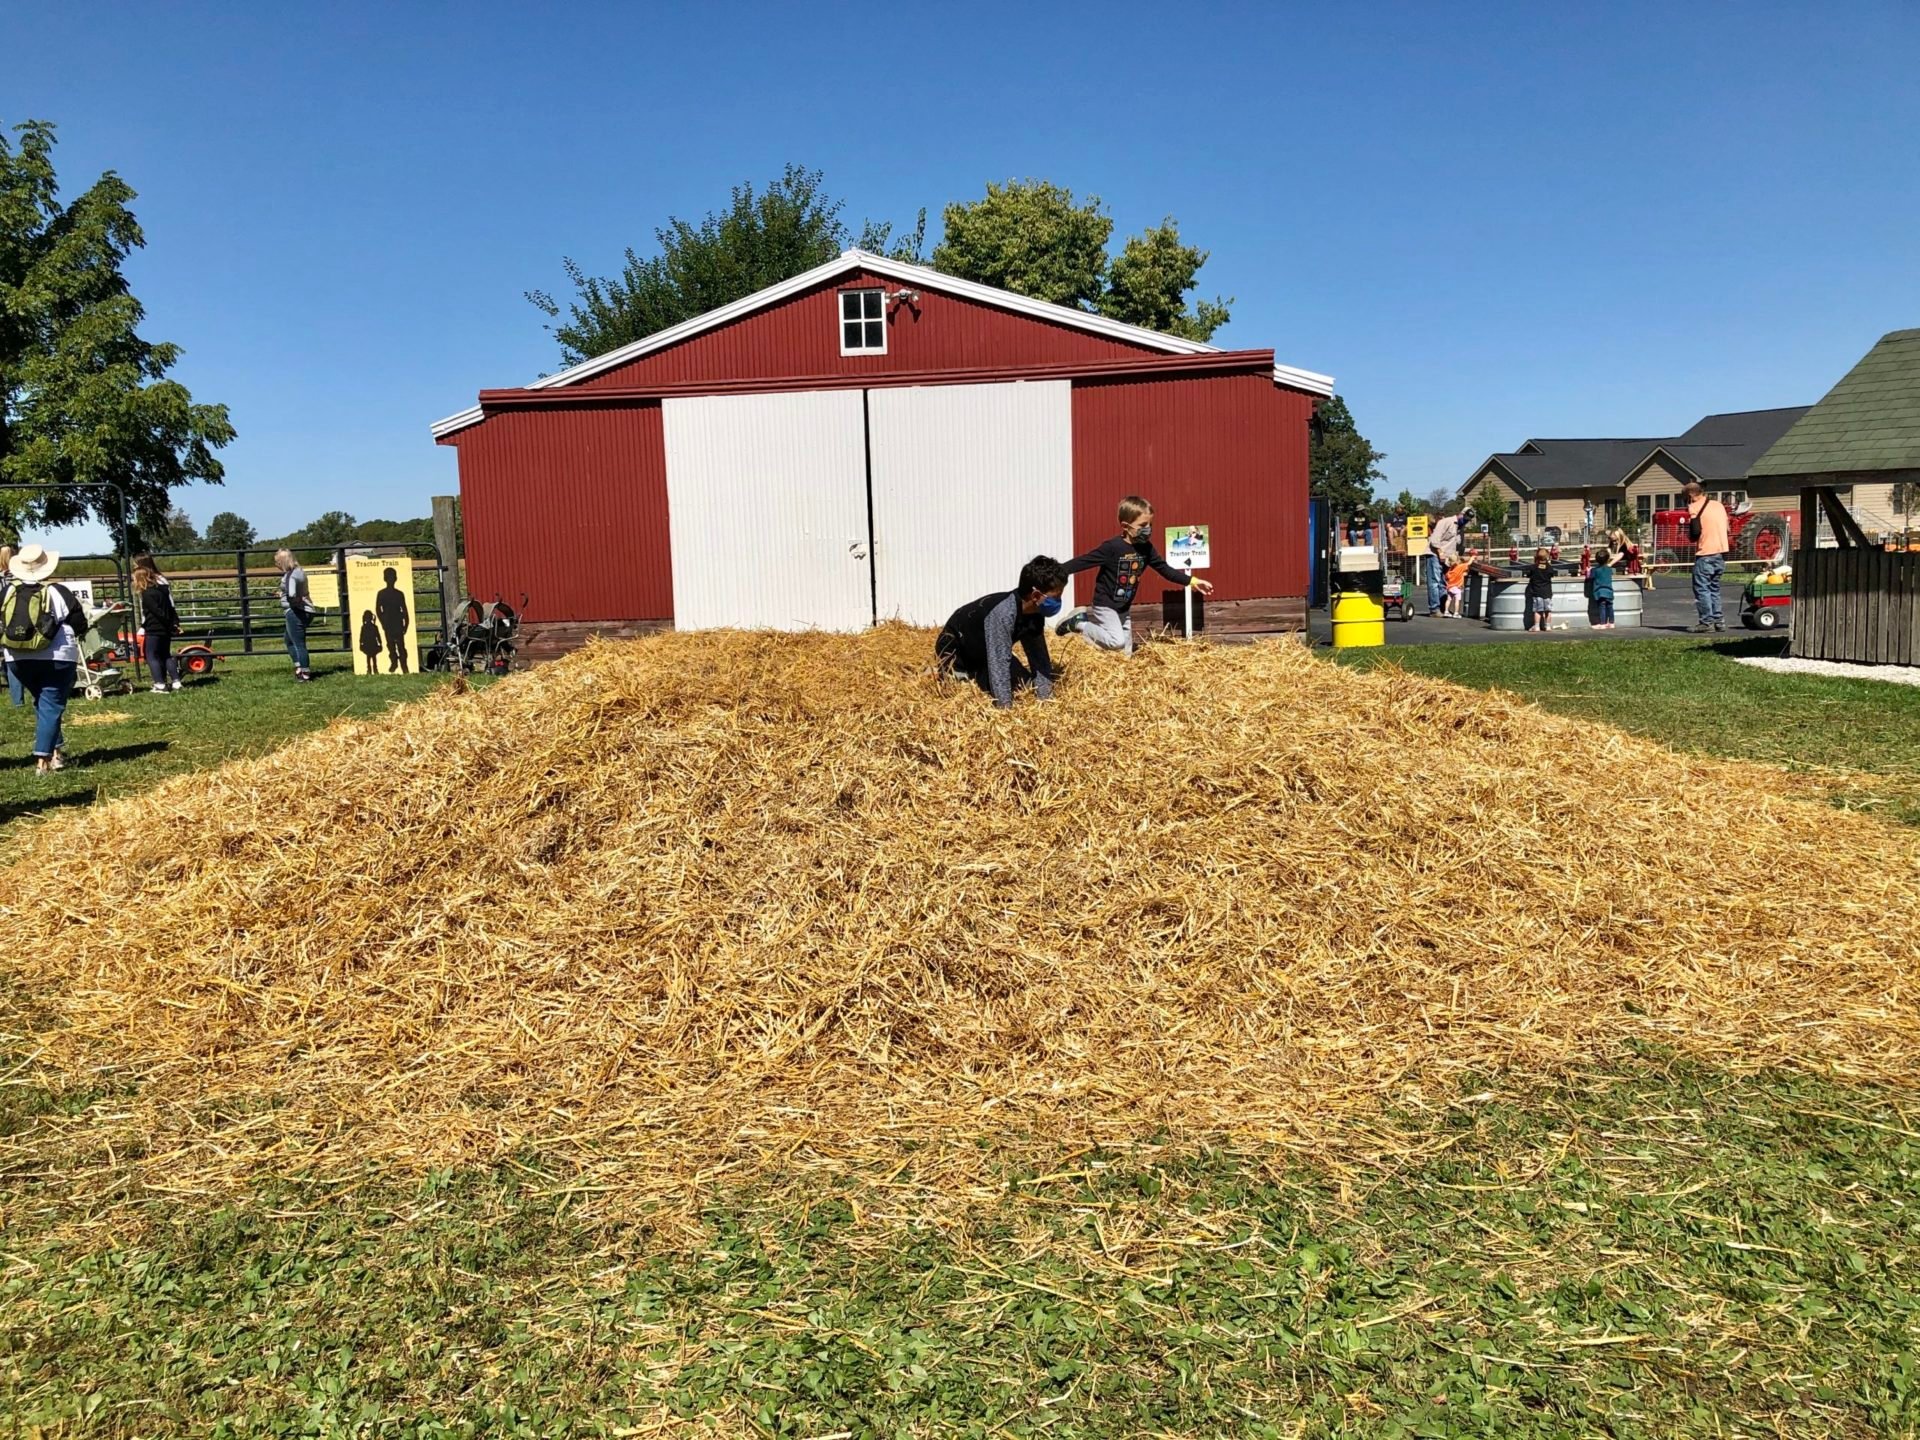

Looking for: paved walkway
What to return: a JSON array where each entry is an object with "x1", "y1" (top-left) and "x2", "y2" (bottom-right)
[{"x1": 1305, "y1": 576, "x2": 1745, "y2": 647}]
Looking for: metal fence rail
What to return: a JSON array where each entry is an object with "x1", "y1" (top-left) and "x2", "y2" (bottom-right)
[{"x1": 64, "y1": 543, "x2": 452, "y2": 658}]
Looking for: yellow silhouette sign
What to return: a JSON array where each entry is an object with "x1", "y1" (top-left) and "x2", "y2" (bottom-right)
[{"x1": 345, "y1": 556, "x2": 418, "y2": 676}]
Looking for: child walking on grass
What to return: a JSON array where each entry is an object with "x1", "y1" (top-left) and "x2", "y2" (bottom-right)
[
  {"x1": 1525, "y1": 548, "x2": 1555, "y2": 633},
  {"x1": 1586, "y1": 548, "x2": 1617, "y2": 629},
  {"x1": 1056, "y1": 496, "x2": 1212, "y2": 655}
]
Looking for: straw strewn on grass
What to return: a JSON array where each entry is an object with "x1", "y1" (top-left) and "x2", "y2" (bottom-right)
[{"x1": 4, "y1": 626, "x2": 1918, "y2": 1213}]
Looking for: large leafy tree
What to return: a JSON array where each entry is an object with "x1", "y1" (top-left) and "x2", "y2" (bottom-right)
[
  {"x1": 932, "y1": 181, "x2": 1231, "y2": 341},
  {"x1": 1309, "y1": 394, "x2": 1386, "y2": 516},
  {"x1": 285, "y1": 510, "x2": 357, "y2": 548},
  {"x1": 529, "y1": 165, "x2": 923, "y2": 366},
  {"x1": 0, "y1": 120, "x2": 233, "y2": 540},
  {"x1": 204, "y1": 509, "x2": 256, "y2": 549},
  {"x1": 145, "y1": 504, "x2": 199, "y2": 551}
]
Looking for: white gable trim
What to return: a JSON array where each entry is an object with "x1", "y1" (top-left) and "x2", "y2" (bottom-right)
[
  {"x1": 1272, "y1": 362, "x2": 1336, "y2": 397},
  {"x1": 432, "y1": 248, "x2": 1332, "y2": 437}
]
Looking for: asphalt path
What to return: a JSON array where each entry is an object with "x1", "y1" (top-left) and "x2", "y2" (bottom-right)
[{"x1": 1303, "y1": 571, "x2": 1767, "y2": 647}]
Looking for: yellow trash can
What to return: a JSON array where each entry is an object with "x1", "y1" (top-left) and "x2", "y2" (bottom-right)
[{"x1": 1331, "y1": 590, "x2": 1386, "y2": 649}]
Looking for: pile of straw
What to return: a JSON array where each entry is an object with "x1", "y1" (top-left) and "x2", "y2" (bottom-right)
[{"x1": 5, "y1": 628, "x2": 1918, "y2": 1209}]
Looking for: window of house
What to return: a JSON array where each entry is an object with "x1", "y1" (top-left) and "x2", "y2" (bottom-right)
[
  {"x1": 1506, "y1": 500, "x2": 1521, "y2": 531},
  {"x1": 1535, "y1": 499, "x2": 1548, "y2": 530},
  {"x1": 1636, "y1": 495, "x2": 1652, "y2": 524},
  {"x1": 840, "y1": 289, "x2": 886, "y2": 354},
  {"x1": 1654, "y1": 493, "x2": 1671, "y2": 512},
  {"x1": 1604, "y1": 498, "x2": 1620, "y2": 525}
]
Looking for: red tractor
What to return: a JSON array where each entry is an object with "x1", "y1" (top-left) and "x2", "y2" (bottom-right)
[{"x1": 1650, "y1": 507, "x2": 1796, "y2": 564}]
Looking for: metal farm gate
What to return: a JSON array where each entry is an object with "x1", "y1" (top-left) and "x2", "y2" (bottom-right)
[{"x1": 64, "y1": 543, "x2": 453, "y2": 661}]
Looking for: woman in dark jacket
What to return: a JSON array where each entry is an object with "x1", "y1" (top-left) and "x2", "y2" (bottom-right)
[{"x1": 132, "y1": 553, "x2": 182, "y2": 692}]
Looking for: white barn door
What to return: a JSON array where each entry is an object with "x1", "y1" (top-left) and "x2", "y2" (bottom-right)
[
  {"x1": 662, "y1": 389, "x2": 872, "y2": 631},
  {"x1": 867, "y1": 380, "x2": 1075, "y2": 626}
]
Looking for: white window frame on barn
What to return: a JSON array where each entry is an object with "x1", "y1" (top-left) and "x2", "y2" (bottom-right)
[{"x1": 839, "y1": 289, "x2": 886, "y2": 356}]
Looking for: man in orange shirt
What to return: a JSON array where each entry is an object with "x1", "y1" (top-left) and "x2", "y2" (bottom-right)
[{"x1": 1685, "y1": 481, "x2": 1731, "y2": 631}]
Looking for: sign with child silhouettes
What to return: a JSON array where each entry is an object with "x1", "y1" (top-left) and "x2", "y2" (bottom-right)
[{"x1": 345, "y1": 555, "x2": 417, "y2": 676}]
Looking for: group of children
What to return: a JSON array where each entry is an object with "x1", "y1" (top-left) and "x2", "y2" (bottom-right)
[
  {"x1": 1433, "y1": 545, "x2": 1623, "y2": 631},
  {"x1": 1520, "y1": 547, "x2": 1619, "y2": 632},
  {"x1": 934, "y1": 496, "x2": 1211, "y2": 708}
]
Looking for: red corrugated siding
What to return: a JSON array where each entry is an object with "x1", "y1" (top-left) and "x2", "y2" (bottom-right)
[
  {"x1": 451, "y1": 403, "x2": 672, "y2": 623},
  {"x1": 574, "y1": 269, "x2": 1159, "y2": 390},
  {"x1": 1070, "y1": 374, "x2": 1313, "y2": 606}
]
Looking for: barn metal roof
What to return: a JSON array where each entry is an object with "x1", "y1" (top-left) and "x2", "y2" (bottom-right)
[{"x1": 432, "y1": 249, "x2": 1334, "y2": 439}]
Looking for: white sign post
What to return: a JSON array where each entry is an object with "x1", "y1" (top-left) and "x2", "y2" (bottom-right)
[{"x1": 1165, "y1": 525, "x2": 1211, "y2": 639}]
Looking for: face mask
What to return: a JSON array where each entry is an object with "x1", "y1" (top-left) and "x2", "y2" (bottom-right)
[
  {"x1": 1037, "y1": 595, "x2": 1063, "y2": 617},
  {"x1": 1132, "y1": 524, "x2": 1153, "y2": 543}
]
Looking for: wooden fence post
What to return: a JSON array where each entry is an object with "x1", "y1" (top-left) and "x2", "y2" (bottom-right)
[{"x1": 431, "y1": 495, "x2": 462, "y2": 629}]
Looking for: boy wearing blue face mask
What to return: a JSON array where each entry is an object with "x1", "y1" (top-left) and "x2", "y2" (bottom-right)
[
  {"x1": 1057, "y1": 495, "x2": 1212, "y2": 655},
  {"x1": 935, "y1": 555, "x2": 1067, "y2": 708}
]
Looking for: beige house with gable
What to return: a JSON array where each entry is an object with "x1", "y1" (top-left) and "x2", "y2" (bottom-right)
[{"x1": 1461, "y1": 407, "x2": 1810, "y2": 537}]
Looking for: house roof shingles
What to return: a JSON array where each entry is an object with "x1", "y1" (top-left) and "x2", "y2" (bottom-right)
[
  {"x1": 1493, "y1": 439, "x2": 1674, "y2": 493},
  {"x1": 1472, "y1": 406, "x2": 1815, "y2": 496},
  {"x1": 1749, "y1": 329, "x2": 1920, "y2": 478}
]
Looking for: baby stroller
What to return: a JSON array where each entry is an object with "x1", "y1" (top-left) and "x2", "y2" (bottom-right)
[
  {"x1": 78, "y1": 601, "x2": 135, "y2": 700},
  {"x1": 426, "y1": 593, "x2": 524, "y2": 674}
]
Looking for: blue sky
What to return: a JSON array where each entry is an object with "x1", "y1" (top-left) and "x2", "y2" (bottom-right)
[{"x1": 9, "y1": 0, "x2": 1918, "y2": 552}]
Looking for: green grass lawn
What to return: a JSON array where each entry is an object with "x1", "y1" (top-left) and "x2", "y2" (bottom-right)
[
  {"x1": 0, "y1": 653, "x2": 470, "y2": 834},
  {"x1": 1339, "y1": 635, "x2": 1920, "y2": 823},
  {"x1": 7, "y1": 636, "x2": 1920, "y2": 1435},
  {"x1": 6, "y1": 1053, "x2": 1917, "y2": 1437}
]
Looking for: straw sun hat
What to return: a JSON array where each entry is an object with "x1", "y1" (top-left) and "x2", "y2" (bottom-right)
[{"x1": 8, "y1": 545, "x2": 59, "y2": 583}]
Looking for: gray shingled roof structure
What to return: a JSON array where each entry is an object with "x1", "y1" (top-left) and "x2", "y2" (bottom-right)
[
  {"x1": 1651, "y1": 407, "x2": 1812, "y2": 481},
  {"x1": 1750, "y1": 329, "x2": 1920, "y2": 478},
  {"x1": 1485, "y1": 439, "x2": 1673, "y2": 494}
]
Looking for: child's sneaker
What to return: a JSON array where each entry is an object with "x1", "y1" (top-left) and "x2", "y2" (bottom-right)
[
  {"x1": 1054, "y1": 608, "x2": 1086, "y2": 635},
  {"x1": 168, "y1": 679, "x2": 182, "y2": 691},
  {"x1": 150, "y1": 683, "x2": 168, "y2": 694}
]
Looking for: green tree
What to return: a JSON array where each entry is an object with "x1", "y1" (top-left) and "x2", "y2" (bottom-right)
[
  {"x1": 286, "y1": 510, "x2": 357, "y2": 548},
  {"x1": 142, "y1": 505, "x2": 199, "y2": 551},
  {"x1": 0, "y1": 120, "x2": 233, "y2": 540},
  {"x1": 933, "y1": 180, "x2": 1111, "y2": 311},
  {"x1": 932, "y1": 181, "x2": 1230, "y2": 341},
  {"x1": 1099, "y1": 220, "x2": 1230, "y2": 341},
  {"x1": 528, "y1": 165, "x2": 921, "y2": 366},
  {"x1": 205, "y1": 510, "x2": 256, "y2": 549},
  {"x1": 1470, "y1": 485, "x2": 1513, "y2": 544},
  {"x1": 1309, "y1": 395, "x2": 1386, "y2": 516}
]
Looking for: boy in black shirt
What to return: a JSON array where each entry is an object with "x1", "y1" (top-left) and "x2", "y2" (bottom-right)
[
  {"x1": 1057, "y1": 496, "x2": 1212, "y2": 655},
  {"x1": 935, "y1": 556, "x2": 1067, "y2": 708}
]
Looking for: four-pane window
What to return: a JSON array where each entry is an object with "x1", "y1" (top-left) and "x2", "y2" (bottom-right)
[{"x1": 840, "y1": 289, "x2": 886, "y2": 354}]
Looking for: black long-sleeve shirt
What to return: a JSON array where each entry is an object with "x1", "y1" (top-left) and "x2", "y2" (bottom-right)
[
  {"x1": 139, "y1": 578, "x2": 180, "y2": 635},
  {"x1": 1524, "y1": 563, "x2": 1556, "y2": 600},
  {"x1": 1062, "y1": 535, "x2": 1192, "y2": 614},
  {"x1": 936, "y1": 590, "x2": 1055, "y2": 708}
]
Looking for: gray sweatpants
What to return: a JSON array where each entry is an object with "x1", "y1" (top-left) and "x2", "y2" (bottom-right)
[{"x1": 1077, "y1": 605, "x2": 1134, "y2": 655}]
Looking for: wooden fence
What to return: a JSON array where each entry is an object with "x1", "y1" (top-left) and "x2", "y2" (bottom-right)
[{"x1": 1791, "y1": 547, "x2": 1920, "y2": 665}]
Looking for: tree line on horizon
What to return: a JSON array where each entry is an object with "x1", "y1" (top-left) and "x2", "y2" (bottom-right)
[
  {"x1": 6, "y1": 116, "x2": 1390, "y2": 544},
  {"x1": 129, "y1": 506, "x2": 448, "y2": 560}
]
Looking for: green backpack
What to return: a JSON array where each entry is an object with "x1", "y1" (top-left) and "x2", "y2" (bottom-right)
[{"x1": 1, "y1": 582, "x2": 78, "y2": 653}]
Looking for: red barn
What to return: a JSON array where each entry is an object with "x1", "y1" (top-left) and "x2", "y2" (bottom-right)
[{"x1": 432, "y1": 250, "x2": 1332, "y2": 654}]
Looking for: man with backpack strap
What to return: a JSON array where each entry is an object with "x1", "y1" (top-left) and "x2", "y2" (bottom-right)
[{"x1": 1, "y1": 545, "x2": 90, "y2": 774}]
